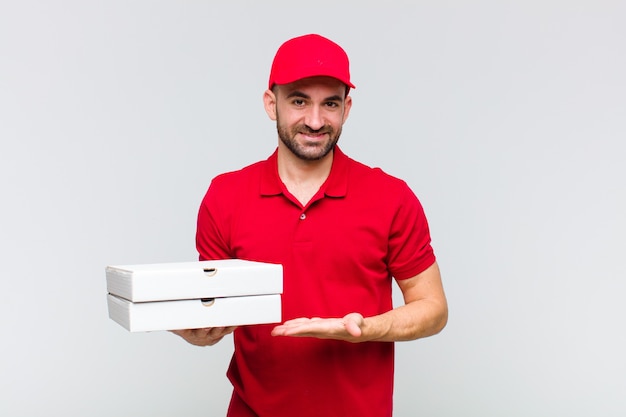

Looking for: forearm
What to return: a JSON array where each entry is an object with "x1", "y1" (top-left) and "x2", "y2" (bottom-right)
[{"x1": 361, "y1": 298, "x2": 448, "y2": 342}]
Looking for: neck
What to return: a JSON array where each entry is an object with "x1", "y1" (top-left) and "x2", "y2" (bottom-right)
[{"x1": 277, "y1": 144, "x2": 334, "y2": 205}]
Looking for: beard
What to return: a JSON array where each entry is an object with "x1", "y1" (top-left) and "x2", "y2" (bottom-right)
[{"x1": 276, "y1": 114, "x2": 342, "y2": 161}]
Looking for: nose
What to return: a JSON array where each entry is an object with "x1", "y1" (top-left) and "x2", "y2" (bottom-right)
[{"x1": 304, "y1": 105, "x2": 325, "y2": 131}]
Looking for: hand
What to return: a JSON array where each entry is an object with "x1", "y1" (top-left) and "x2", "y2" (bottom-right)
[
  {"x1": 271, "y1": 313, "x2": 365, "y2": 342},
  {"x1": 170, "y1": 326, "x2": 236, "y2": 347}
]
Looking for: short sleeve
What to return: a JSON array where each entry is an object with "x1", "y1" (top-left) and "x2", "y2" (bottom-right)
[
  {"x1": 387, "y1": 182, "x2": 436, "y2": 280},
  {"x1": 196, "y1": 176, "x2": 234, "y2": 261}
]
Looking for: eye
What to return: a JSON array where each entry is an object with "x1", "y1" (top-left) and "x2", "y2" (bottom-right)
[
  {"x1": 292, "y1": 99, "x2": 306, "y2": 106},
  {"x1": 325, "y1": 101, "x2": 340, "y2": 109}
]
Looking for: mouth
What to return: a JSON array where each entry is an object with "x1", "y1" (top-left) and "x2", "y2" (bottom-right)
[{"x1": 298, "y1": 130, "x2": 330, "y2": 141}]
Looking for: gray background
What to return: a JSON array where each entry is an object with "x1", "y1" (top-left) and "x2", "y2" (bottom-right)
[{"x1": 1, "y1": 1, "x2": 624, "y2": 416}]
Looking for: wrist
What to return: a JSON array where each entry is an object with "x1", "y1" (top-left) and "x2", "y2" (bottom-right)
[{"x1": 360, "y1": 315, "x2": 391, "y2": 342}]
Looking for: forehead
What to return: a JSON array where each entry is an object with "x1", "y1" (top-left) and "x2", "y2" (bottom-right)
[{"x1": 276, "y1": 76, "x2": 348, "y2": 98}]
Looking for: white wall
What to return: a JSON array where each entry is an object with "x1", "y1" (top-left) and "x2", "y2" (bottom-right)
[{"x1": 1, "y1": 1, "x2": 624, "y2": 416}]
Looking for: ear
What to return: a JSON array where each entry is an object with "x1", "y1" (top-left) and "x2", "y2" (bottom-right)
[
  {"x1": 342, "y1": 94, "x2": 353, "y2": 124},
  {"x1": 263, "y1": 89, "x2": 277, "y2": 121}
]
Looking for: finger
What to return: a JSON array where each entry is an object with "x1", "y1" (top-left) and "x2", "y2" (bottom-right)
[
  {"x1": 222, "y1": 326, "x2": 237, "y2": 335},
  {"x1": 281, "y1": 318, "x2": 310, "y2": 325},
  {"x1": 171, "y1": 329, "x2": 194, "y2": 338},
  {"x1": 207, "y1": 326, "x2": 236, "y2": 339}
]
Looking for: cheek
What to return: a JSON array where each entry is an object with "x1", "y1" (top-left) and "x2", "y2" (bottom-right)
[
  {"x1": 327, "y1": 114, "x2": 345, "y2": 129},
  {"x1": 277, "y1": 110, "x2": 304, "y2": 129}
]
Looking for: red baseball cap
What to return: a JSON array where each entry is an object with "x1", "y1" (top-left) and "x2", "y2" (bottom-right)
[{"x1": 268, "y1": 34, "x2": 355, "y2": 90}]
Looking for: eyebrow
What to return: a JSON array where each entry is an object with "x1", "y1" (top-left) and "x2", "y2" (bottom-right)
[
  {"x1": 285, "y1": 91, "x2": 310, "y2": 100},
  {"x1": 285, "y1": 91, "x2": 343, "y2": 102},
  {"x1": 324, "y1": 95, "x2": 344, "y2": 102}
]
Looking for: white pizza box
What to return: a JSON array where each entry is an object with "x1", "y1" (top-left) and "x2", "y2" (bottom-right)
[
  {"x1": 106, "y1": 259, "x2": 282, "y2": 302},
  {"x1": 107, "y1": 293, "x2": 282, "y2": 332}
]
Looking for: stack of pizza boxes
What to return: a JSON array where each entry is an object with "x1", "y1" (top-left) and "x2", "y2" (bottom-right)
[{"x1": 106, "y1": 259, "x2": 283, "y2": 332}]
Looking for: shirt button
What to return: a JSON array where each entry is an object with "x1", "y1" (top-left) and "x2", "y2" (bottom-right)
[{"x1": 299, "y1": 213, "x2": 306, "y2": 220}]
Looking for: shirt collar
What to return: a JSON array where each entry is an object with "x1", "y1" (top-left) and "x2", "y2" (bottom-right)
[{"x1": 259, "y1": 145, "x2": 349, "y2": 198}]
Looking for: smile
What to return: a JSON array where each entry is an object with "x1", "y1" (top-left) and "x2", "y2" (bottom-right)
[{"x1": 299, "y1": 130, "x2": 329, "y2": 138}]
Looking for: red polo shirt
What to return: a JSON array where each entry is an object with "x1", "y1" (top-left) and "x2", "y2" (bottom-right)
[{"x1": 197, "y1": 146, "x2": 435, "y2": 417}]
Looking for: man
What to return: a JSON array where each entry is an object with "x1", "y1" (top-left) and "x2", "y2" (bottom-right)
[{"x1": 172, "y1": 34, "x2": 448, "y2": 417}]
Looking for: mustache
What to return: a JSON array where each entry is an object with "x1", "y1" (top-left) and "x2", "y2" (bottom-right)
[{"x1": 297, "y1": 125, "x2": 333, "y2": 135}]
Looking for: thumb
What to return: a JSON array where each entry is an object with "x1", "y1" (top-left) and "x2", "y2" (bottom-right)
[{"x1": 343, "y1": 313, "x2": 363, "y2": 338}]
